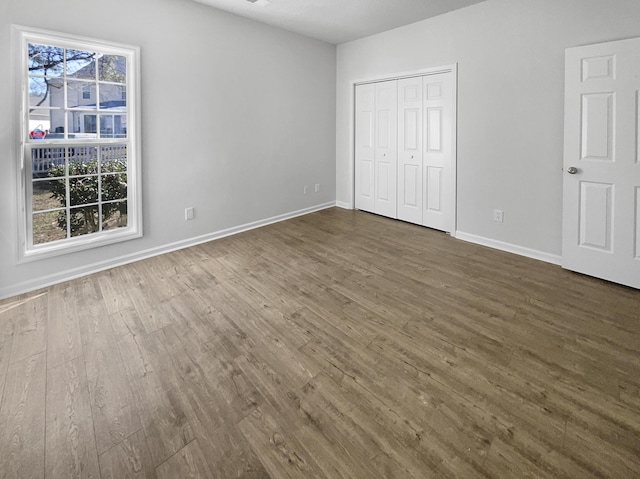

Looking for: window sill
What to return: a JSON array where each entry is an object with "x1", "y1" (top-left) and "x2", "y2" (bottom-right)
[{"x1": 19, "y1": 227, "x2": 142, "y2": 264}]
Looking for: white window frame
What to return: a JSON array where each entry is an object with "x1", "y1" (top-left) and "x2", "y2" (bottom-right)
[{"x1": 14, "y1": 25, "x2": 142, "y2": 262}]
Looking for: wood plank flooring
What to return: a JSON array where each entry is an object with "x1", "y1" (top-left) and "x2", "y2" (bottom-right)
[{"x1": 0, "y1": 207, "x2": 639, "y2": 478}]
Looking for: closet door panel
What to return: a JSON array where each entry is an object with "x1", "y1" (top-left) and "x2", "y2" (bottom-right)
[
  {"x1": 374, "y1": 80, "x2": 398, "y2": 218},
  {"x1": 355, "y1": 84, "x2": 375, "y2": 212},
  {"x1": 398, "y1": 76, "x2": 423, "y2": 224},
  {"x1": 423, "y1": 73, "x2": 453, "y2": 231},
  {"x1": 426, "y1": 166, "x2": 443, "y2": 211}
]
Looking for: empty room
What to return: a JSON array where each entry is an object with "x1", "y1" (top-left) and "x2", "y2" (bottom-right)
[{"x1": 1, "y1": 0, "x2": 640, "y2": 477}]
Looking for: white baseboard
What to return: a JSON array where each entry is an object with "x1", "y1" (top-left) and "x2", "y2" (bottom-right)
[
  {"x1": 335, "y1": 201, "x2": 352, "y2": 209},
  {"x1": 455, "y1": 231, "x2": 562, "y2": 265},
  {"x1": 0, "y1": 202, "x2": 336, "y2": 300}
]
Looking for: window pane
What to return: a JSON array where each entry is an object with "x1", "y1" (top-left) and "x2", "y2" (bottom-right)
[
  {"x1": 33, "y1": 210, "x2": 66, "y2": 245},
  {"x1": 29, "y1": 77, "x2": 47, "y2": 104},
  {"x1": 99, "y1": 115, "x2": 114, "y2": 138},
  {"x1": 100, "y1": 145, "x2": 127, "y2": 172},
  {"x1": 67, "y1": 80, "x2": 96, "y2": 108},
  {"x1": 69, "y1": 206, "x2": 99, "y2": 237},
  {"x1": 99, "y1": 83, "x2": 127, "y2": 109},
  {"x1": 32, "y1": 180, "x2": 64, "y2": 211},
  {"x1": 69, "y1": 147, "x2": 99, "y2": 175},
  {"x1": 69, "y1": 146, "x2": 98, "y2": 167},
  {"x1": 101, "y1": 174, "x2": 127, "y2": 202},
  {"x1": 98, "y1": 55, "x2": 126, "y2": 83},
  {"x1": 67, "y1": 114, "x2": 98, "y2": 139},
  {"x1": 68, "y1": 176, "x2": 98, "y2": 206},
  {"x1": 102, "y1": 201, "x2": 127, "y2": 231},
  {"x1": 28, "y1": 109, "x2": 65, "y2": 140},
  {"x1": 28, "y1": 44, "x2": 64, "y2": 78},
  {"x1": 99, "y1": 114, "x2": 127, "y2": 138},
  {"x1": 84, "y1": 115, "x2": 97, "y2": 134},
  {"x1": 66, "y1": 49, "x2": 97, "y2": 79},
  {"x1": 32, "y1": 147, "x2": 65, "y2": 179},
  {"x1": 28, "y1": 77, "x2": 65, "y2": 107}
]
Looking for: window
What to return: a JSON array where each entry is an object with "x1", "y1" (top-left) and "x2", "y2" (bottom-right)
[{"x1": 16, "y1": 26, "x2": 141, "y2": 260}]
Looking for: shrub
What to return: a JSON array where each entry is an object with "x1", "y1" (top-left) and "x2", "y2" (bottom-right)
[{"x1": 48, "y1": 158, "x2": 127, "y2": 236}]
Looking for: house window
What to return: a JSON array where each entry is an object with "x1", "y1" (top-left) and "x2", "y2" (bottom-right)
[{"x1": 16, "y1": 26, "x2": 141, "y2": 260}]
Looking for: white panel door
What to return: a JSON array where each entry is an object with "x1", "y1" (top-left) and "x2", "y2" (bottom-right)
[
  {"x1": 398, "y1": 76, "x2": 423, "y2": 224},
  {"x1": 423, "y1": 73, "x2": 453, "y2": 232},
  {"x1": 374, "y1": 80, "x2": 398, "y2": 218},
  {"x1": 354, "y1": 83, "x2": 375, "y2": 213},
  {"x1": 563, "y1": 38, "x2": 640, "y2": 289}
]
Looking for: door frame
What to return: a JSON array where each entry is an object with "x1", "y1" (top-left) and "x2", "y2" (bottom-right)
[{"x1": 348, "y1": 64, "x2": 458, "y2": 236}]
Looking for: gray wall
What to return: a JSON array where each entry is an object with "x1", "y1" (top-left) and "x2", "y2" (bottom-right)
[
  {"x1": 0, "y1": 0, "x2": 337, "y2": 298},
  {"x1": 336, "y1": 0, "x2": 640, "y2": 257}
]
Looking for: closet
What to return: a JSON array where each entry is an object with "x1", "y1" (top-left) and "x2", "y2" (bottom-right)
[{"x1": 354, "y1": 70, "x2": 455, "y2": 232}]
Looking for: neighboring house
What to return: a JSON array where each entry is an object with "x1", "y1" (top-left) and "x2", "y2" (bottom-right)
[{"x1": 35, "y1": 54, "x2": 127, "y2": 139}]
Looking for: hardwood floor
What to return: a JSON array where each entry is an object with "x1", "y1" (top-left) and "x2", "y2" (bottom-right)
[{"x1": 0, "y1": 207, "x2": 639, "y2": 478}]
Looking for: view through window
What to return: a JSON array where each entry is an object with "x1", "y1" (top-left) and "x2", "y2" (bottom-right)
[{"x1": 18, "y1": 27, "x2": 140, "y2": 258}]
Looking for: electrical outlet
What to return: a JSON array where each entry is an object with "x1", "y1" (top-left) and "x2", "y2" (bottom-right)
[
  {"x1": 304, "y1": 186, "x2": 309, "y2": 195},
  {"x1": 314, "y1": 183, "x2": 320, "y2": 193},
  {"x1": 185, "y1": 207, "x2": 195, "y2": 221},
  {"x1": 493, "y1": 209, "x2": 504, "y2": 223}
]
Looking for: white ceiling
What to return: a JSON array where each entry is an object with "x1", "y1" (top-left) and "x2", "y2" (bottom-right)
[{"x1": 192, "y1": 0, "x2": 488, "y2": 44}]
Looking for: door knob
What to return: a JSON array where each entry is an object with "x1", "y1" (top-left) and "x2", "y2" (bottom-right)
[{"x1": 567, "y1": 166, "x2": 578, "y2": 174}]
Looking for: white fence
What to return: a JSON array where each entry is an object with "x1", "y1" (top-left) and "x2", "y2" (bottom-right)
[
  {"x1": 31, "y1": 147, "x2": 65, "y2": 176},
  {"x1": 31, "y1": 145, "x2": 127, "y2": 176}
]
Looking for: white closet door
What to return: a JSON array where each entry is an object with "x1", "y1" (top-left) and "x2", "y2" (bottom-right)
[
  {"x1": 398, "y1": 76, "x2": 423, "y2": 224},
  {"x1": 423, "y1": 72, "x2": 453, "y2": 232},
  {"x1": 354, "y1": 83, "x2": 375, "y2": 213},
  {"x1": 374, "y1": 80, "x2": 398, "y2": 218}
]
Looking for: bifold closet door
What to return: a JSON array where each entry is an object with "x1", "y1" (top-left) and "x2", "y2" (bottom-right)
[
  {"x1": 356, "y1": 73, "x2": 453, "y2": 229},
  {"x1": 398, "y1": 76, "x2": 424, "y2": 224},
  {"x1": 355, "y1": 80, "x2": 398, "y2": 217},
  {"x1": 373, "y1": 80, "x2": 398, "y2": 218},
  {"x1": 354, "y1": 83, "x2": 375, "y2": 213},
  {"x1": 423, "y1": 72, "x2": 453, "y2": 232}
]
